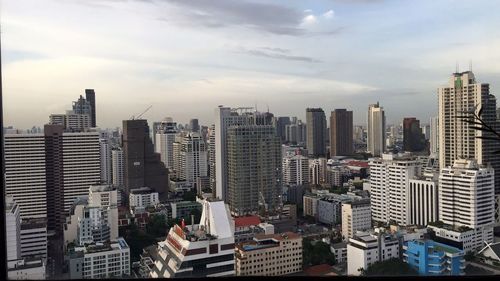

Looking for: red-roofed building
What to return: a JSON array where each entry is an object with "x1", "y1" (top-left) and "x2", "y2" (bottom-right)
[
  {"x1": 234, "y1": 215, "x2": 261, "y2": 228},
  {"x1": 303, "y1": 264, "x2": 335, "y2": 276}
]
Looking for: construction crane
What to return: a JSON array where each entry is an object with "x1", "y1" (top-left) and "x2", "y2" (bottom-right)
[{"x1": 130, "y1": 105, "x2": 152, "y2": 120}]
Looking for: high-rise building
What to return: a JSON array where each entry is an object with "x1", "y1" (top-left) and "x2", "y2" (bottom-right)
[
  {"x1": 285, "y1": 119, "x2": 306, "y2": 145},
  {"x1": 369, "y1": 153, "x2": 419, "y2": 225},
  {"x1": 306, "y1": 108, "x2": 327, "y2": 157},
  {"x1": 408, "y1": 174, "x2": 438, "y2": 226},
  {"x1": 112, "y1": 148, "x2": 124, "y2": 187},
  {"x1": 438, "y1": 159, "x2": 494, "y2": 247},
  {"x1": 367, "y1": 102, "x2": 386, "y2": 157},
  {"x1": 174, "y1": 132, "x2": 208, "y2": 184},
  {"x1": 430, "y1": 116, "x2": 439, "y2": 156},
  {"x1": 85, "y1": 89, "x2": 96, "y2": 127},
  {"x1": 100, "y1": 138, "x2": 112, "y2": 184},
  {"x1": 189, "y1": 118, "x2": 200, "y2": 132},
  {"x1": 342, "y1": 200, "x2": 371, "y2": 241},
  {"x1": 214, "y1": 106, "x2": 272, "y2": 202},
  {"x1": 208, "y1": 124, "x2": 216, "y2": 192},
  {"x1": 4, "y1": 134, "x2": 48, "y2": 220},
  {"x1": 330, "y1": 109, "x2": 353, "y2": 156},
  {"x1": 6, "y1": 196, "x2": 22, "y2": 261},
  {"x1": 276, "y1": 117, "x2": 291, "y2": 143},
  {"x1": 403, "y1": 117, "x2": 426, "y2": 152},
  {"x1": 282, "y1": 154, "x2": 309, "y2": 186},
  {"x1": 309, "y1": 158, "x2": 327, "y2": 186},
  {"x1": 123, "y1": 119, "x2": 169, "y2": 200},
  {"x1": 155, "y1": 117, "x2": 178, "y2": 170},
  {"x1": 438, "y1": 71, "x2": 500, "y2": 193},
  {"x1": 227, "y1": 125, "x2": 281, "y2": 216}
]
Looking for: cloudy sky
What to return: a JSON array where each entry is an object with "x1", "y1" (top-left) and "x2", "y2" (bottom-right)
[{"x1": 2, "y1": 0, "x2": 500, "y2": 129}]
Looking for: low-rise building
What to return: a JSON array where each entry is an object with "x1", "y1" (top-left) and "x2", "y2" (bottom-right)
[
  {"x1": 403, "y1": 239, "x2": 465, "y2": 275},
  {"x1": 330, "y1": 242, "x2": 347, "y2": 264},
  {"x1": 20, "y1": 219, "x2": 47, "y2": 259},
  {"x1": 129, "y1": 187, "x2": 159, "y2": 210},
  {"x1": 235, "y1": 232, "x2": 303, "y2": 276},
  {"x1": 428, "y1": 223, "x2": 486, "y2": 253},
  {"x1": 7, "y1": 258, "x2": 46, "y2": 280},
  {"x1": 68, "y1": 238, "x2": 130, "y2": 279},
  {"x1": 171, "y1": 201, "x2": 202, "y2": 219},
  {"x1": 347, "y1": 230, "x2": 400, "y2": 276}
]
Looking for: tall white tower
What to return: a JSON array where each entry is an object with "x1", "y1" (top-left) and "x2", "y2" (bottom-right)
[{"x1": 367, "y1": 102, "x2": 386, "y2": 157}]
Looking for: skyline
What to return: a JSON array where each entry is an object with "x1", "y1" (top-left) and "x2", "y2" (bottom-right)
[{"x1": 3, "y1": 0, "x2": 500, "y2": 129}]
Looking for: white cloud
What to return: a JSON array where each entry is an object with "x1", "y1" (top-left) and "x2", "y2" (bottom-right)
[
  {"x1": 323, "y1": 10, "x2": 335, "y2": 19},
  {"x1": 303, "y1": 9, "x2": 313, "y2": 14},
  {"x1": 301, "y1": 14, "x2": 317, "y2": 25}
]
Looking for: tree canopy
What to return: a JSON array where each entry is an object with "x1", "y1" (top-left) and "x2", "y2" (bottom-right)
[
  {"x1": 303, "y1": 238, "x2": 336, "y2": 267},
  {"x1": 361, "y1": 258, "x2": 418, "y2": 276}
]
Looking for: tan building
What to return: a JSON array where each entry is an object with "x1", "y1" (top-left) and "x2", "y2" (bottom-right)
[
  {"x1": 235, "y1": 232, "x2": 303, "y2": 276},
  {"x1": 341, "y1": 199, "x2": 371, "y2": 240}
]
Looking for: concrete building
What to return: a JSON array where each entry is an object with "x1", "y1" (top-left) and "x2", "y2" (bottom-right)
[
  {"x1": 189, "y1": 118, "x2": 200, "y2": 132},
  {"x1": 4, "y1": 134, "x2": 48, "y2": 219},
  {"x1": 68, "y1": 238, "x2": 130, "y2": 279},
  {"x1": 438, "y1": 71, "x2": 500, "y2": 194},
  {"x1": 155, "y1": 117, "x2": 178, "y2": 170},
  {"x1": 330, "y1": 109, "x2": 353, "y2": 156},
  {"x1": 112, "y1": 148, "x2": 124, "y2": 187},
  {"x1": 100, "y1": 138, "x2": 112, "y2": 184},
  {"x1": 208, "y1": 124, "x2": 216, "y2": 192},
  {"x1": 403, "y1": 117, "x2": 426, "y2": 152},
  {"x1": 303, "y1": 194, "x2": 319, "y2": 218},
  {"x1": 285, "y1": 119, "x2": 307, "y2": 145},
  {"x1": 6, "y1": 196, "x2": 22, "y2": 261},
  {"x1": 7, "y1": 258, "x2": 47, "y2": 280},
  {"x1": 64, "y1": 185, "x2": 119, "y2": 247},
  {"x1": 331, "y1": 242, "x2": 348, "y2": 264},
  {"x1": 175, "y1": 132, "x2": 208, "y2": 185},
  {"x1": 235, "y1": 232, "x2": 302, "y2": 276},
  {"x1": 317, "y1": 197, "x2": 344, "y2": 226},
  {"x1": 309, "y1": 157, "x2": 327, "y2": 186},
  {"x1": 342, "y1": 199, "x2": 372, "y2": 241},
  {"x1": 282, "y1": 154, "x2": 309, "y2": 186},
  {"x1": 276, "y1": 116, "x2": 291, "y2": 142},
  {"x1": 430, "y1": 117, "x2": 439, "y2": 156},
  {"x1": 369, "y1": 153, "x2": 420, "y2": 225},
  {"x1": 438, "y1": 159, "x2": 495, "y2": 249},
  {"x1": 150, "y1": 199, "x2": 236, "y2": 277},
  {"x1": 170, "y1": 201, "x2": 202, "y2": 219},
  {"x1": 347, "y1": 230, "x2": 400, "y2": 276},
  {"x1": 367, "y1": 102, "x2": 386, "y2": 157},
  {"x1": 84, "y1": 89, "x2": 96, "y2": 127},
  {"x1": 20, "y1": 219, "x2": 48, "y2": 259},
  {"x1": 408, "y1": 174, "x2": 438, "y2": 226},
  {"x1": 49, "y1": 110, "x2": 91, "y2": 132},
  {"x1": 123, "y1": 119, "x2": 169, "y2": 200},
  {"x1": 403, "y1": 239, "x2": 465, "y2": 275},
  {"x1": 226, "y1": 124, "x2": 281, "y2": 216},
  {"x1": 306, "y1": 108, "x2": 327, "y2": 157},
  {"x1": 129, "y1": 187, "x2": 160, "y2": 210}
]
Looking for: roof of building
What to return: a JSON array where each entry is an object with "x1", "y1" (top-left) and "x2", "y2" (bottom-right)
[
  {"x1": 303, "y1": 264, "x2": 333, "y2": 276},
  {"x1": 254, "y1": 231, "x2": 301, "y2": 241},
  {"x1": 234, "y1": 215, "x2": 261, "y2": 228},
  {"x1": 346, "y1": 161, "x2": 369, "y2": 168},
  {"x1": 331, "y1": 242, "x2": 347, "y2": 249}
]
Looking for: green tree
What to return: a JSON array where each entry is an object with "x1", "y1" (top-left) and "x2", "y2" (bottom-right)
[
  {"x1": 182, "y1": 190, "x2": 197, "y2": 201},
  {"x1": 362, "y1": 258, "x2": 418, "y2": 276},
  {"x1": 146, "y1": 214, "x2": 168, "y2": 238},
  {"x1": 303, "y1": 238, "x2": 336, "y2": 267}
]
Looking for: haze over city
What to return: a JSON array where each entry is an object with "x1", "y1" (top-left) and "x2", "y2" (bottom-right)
[{"x1": 3, "y1": 0, "x2": 500, "y2": 128}]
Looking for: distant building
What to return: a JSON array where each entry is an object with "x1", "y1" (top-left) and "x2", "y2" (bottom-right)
[
  {"x1": 155, "y1": 117, "x2": 178, "y2": 170},
  {"x1": 403, "y1": 118, "x2": 426, "y2": 152},
  {"x1": 174, "y1": 132, "x2": 208, "y2": 185},
  {"x1": 129, "y1": 187, "x2": 160, "y2": 211},
  {"x1": 282, "y1": 154, "x2": 309, "y2": 186},
  {"x1": 68, "y1": 238, "x2": 130, "y2": 279},
  {"x1": 330, "y1": 242, "x2": 348, "y2": 264},
  {"x1": 112, "y1": 148, "x2": 124, "y2": 187},
  {"x1": 429, "y1": 117, "x2": 439, "y2": 156},
  {"x1": 100, "y1": 138, "x2": 112, "y2": 184},
  {"x1": 306, "y1": 108, "x2": 327, "y2": 157},
  {"x1": 367, "y1": 102, "x2": 386, "y2": 157},
  {"x1": 403, "y1": 240, "x2": 465, "y2": 275},
  {"x1": 330, "y1": 109, "x2": 353, "y2": 156},
  {"x1": 408, "y1": 174, "x2": 438, "y2": 226},
  {"x1": 189, "y1": 118, "x2": 200, "y2": 132},
  {"x1": 235, "y1": 232, "x2": 302, "y2": 276},
  {"x1": 276, "y1": 116, "x2": 291, "y2": 142},
  {"x1": 170, "y1": 201, "x2": 202, "y2": 219}
]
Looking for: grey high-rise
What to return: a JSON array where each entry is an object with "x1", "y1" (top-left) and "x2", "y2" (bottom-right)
[
  {"x1": 189, "y1": 119, "x2": 200, "y2": 132},
  {"x1": 330, "y1": 109, "x2": 353, "y2": 156},
  {"x1": 306, "y1": 108, "x2": 327, "y2": 157},
  {"x1": 85, "y1": 89, "x2": 96, "y2": 127},
  {"x1": 227, "y1": 125, "x2": 281, "y2": 216},
  {"x1": 123, "y1": 119, "x2": 169, "y2": 200},
  {"x1": 276, "y1": 117, "x2": 291, "y2": 142}
]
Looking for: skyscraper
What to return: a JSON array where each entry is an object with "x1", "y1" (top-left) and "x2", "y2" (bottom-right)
[
  {"x1": 330, "y1": 109, "x2": 353, "y2": 156},
  {"x1": 174, "y1": 132, "x2": 208, "y2": 184},
  {"x1": 306, "y1": 108, "x2": 327, "y2": 157},
  {"x1": 403, "y1": 117, "x2": 426, "y2": 152},
  {"x1": 155, "y1": 117, "x2": 178, "y2": 170},
  {"x1": 100, "y1": 138, "x2": 112, "y2": 184},
  {"x1": 112, "y1": 148, "x2": 124, "y2": 187},
  {"x1": 123, "y1": 119, "x2": 169, "y2": 200},
  {"x1": 85, "y1": 89, "x2": 96, "y2": 127},
  {"x1": 227, "y1": 125, "x2": 281, "y2": 216},
  {"x1": 367, "y1": 102, "x2": 386, "y2": 157},
  {"x1": 430, "y1": 116, "x2": 439, "y2": 156},
  {"x1": 438, "y1": 71, "x2": 500, "y2": 193},
  {"x1": 276, "y1": 116, "x2": 291, "y2": 143},
  {"x1": 189, "y1": 118, "x2": 200, "y2": 132}
]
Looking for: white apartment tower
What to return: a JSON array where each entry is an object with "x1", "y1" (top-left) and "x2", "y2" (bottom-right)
[
  {"x1": 282, "y1": 154, "x2": 309, "y2": 186},
  {"x1": 408, "y1": 173, "x2": 438, "y2": 226},
  {"x1": 342, "y1": 200, "x2": 372, "y2": 241},
  {"x1": 112, "y1": 148, "x2": 124, "y2": 187},
  {"x1": 367, "y1": 102, "x2": 386, "y2": 157},
  {"x1": 155, "y1": 117, "x2": 178, "y2": 170},
  {"x1": 369, "y1": 153, "x2": 419, "y2": 225},
  {"x1": 176, "y1": 132, "x2": 208, "y2": 184},
  {"x1": 438, "y1": 71, "x2": 500, "y2": 193},
  {"x1": 439, "y1": 159, "x2": 495, "y2": 246}
]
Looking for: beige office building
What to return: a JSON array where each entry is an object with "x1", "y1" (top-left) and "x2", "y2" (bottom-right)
[{"x1": 235, "y1": 232, "x2": 303, "y2": 276}]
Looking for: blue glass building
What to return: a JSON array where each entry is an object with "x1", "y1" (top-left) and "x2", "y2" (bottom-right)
[{"x1": 403, "y1": 239, "x2": 465, "y2": 275}]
